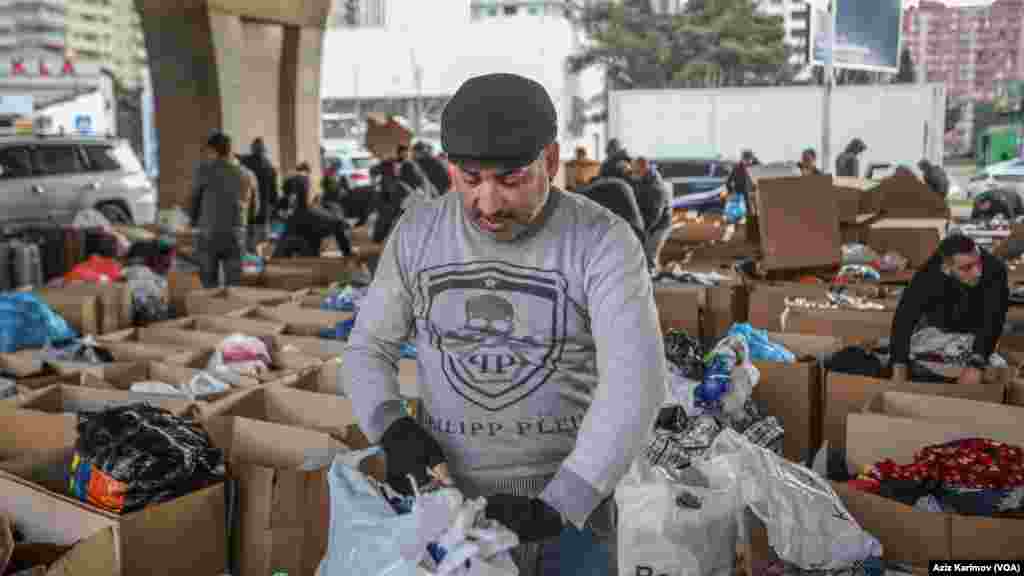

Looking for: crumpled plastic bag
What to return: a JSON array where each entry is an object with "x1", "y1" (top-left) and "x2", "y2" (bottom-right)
[
  {"x1": 698, "y1": 335, "x2": 759, "y2": 417},
  {"x1": 726, "y1": 324, "x2": 795, "y2": 364},
  {"x1": 693, "y1": 429, "x2": 882, "y2": 571},
  {"x1": 129, "y1": 371, "x2": 231, "y2": 400},
  {"x1": 206, "y1": 334, "x2": 272, "y2": 382},
  {"x1": 617, "y1": 456, "x2": 738, "y2": 576},
  {"x1": 840, "y1": 244, "x2": 880, "y2": 266},
  {"x1": 319, "y1": 448, "x2": 519, "y2": 576},
  {"x1": 122, "y1": 265, "x2": 169, "y2": 324}
]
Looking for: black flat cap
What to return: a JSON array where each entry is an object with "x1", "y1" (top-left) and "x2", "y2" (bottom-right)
[{"x1": 442, "y1": 73, "x2": 557, "y2": 169}]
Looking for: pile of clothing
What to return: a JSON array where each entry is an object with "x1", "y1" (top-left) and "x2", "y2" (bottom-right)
[
  {"x1": 849, "y1": 438, "x2": 1024, "y2": 517},
  {"x1": 69, "y1": 404, "x2": 225, "y2": 514},
  {"x1": 121, "y1": 265, "x2": 170, "y2": 324},
  {"x1": 647, "y1": 329, "x2": 784, "y2": 472},
  {"x1": 840, "y1": 243, "x2": 909, "y2": 274},
  {"x1": 206, "y1": 334, "x2": 274, "y2": 379}
]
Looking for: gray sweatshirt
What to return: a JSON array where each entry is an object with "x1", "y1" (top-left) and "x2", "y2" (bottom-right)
[{"x1": 343, "y1": 187, "x2": 667, "y2": 528}]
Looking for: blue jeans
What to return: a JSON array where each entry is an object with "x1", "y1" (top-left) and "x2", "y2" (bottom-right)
[{"x1": 537, "y1": 525, "x2": 614, "y2": 576}]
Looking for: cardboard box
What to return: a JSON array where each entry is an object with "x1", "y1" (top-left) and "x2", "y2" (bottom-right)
[
  {"x1": 97, "y1": 339, "x2": 206, "y2": 366},
  {"x1": 151, "y1": 315, "x2": 287, "y2": 338},
  {"x1": 0, "y1": 411, "x2": 77, "y2": 461},
  {"x1": 752, "y1": 333, "x2": 842, "y2": 463},
  {"x1": 232, "y1": 305, "x2": 353, "y2": 338},
  {"x1": 0, "y1": 456, "x2": 227, "y2": 576},
  {"x1": 184, "y1": 348, "x2": 321, "y2": 385},
  {"x1": 9, "y1": 384, "x2": 196, "y2": 416},
  {"x1": 203, "y1": 416, "x2": 345, "y2": 576},
  {"x1": 843, "y1": 391, "x2": 1024, "y2": 564},
  {"x1": 865, "y1": 218, "x2": 945, "y2": 269},
  {"x1": 755, "y1": 175, "x2": 840, "y2": 271},
  {"x1": 823, "y1": 369, "x2": 1009, "y2": 451},
  {"x1": 271, "y1": 333, "x2": 347, "y2": 361},
  {"x1": 243, "y1": 266, "x2": 318, "y2": 291},
  {"x1": 747, "y1": 282, "x2": 830, "y2": 332},
  {"x1": 874, "y1": 171, "x2": 949, "y2": 219},
  {"x1": 653, "y1": 285, "x2": 704, "y2": 340},
  {"x1": 781, "y1": 307, "x2": 895, "y2": 344},
  {"x1": 185, "y1": 287, "x2": 297, "y2": 317},
  {"x1": 265, "y1": 257, "x2": 365, "y2": 286},
  {"x1": 79, "y1": 361, "x2": 257, "y2": 400},
  {"x1": 1009, "y1": 378, "x2": 1024, "y2": 406},
  {"x1": 200, "y1": 386, "x2": 363, "y2": 444},
  {"x1": 35, "y1": 290, "x2": 99, "y2": 335},
  {"x1": 41, "y1": 282, "x2": 134, "y2": 335},
  {"x1": 167, "y1": 270, "x2": 201, "y2": 315},
  {"x1": 0, "y1": 349, "x2": 46, "y2": 378}
]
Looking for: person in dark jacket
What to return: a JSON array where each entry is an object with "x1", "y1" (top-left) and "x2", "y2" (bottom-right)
[
  {"x1": 577, "y1": 177, "x2": 647, "y2": 250},
  {"x1": 396, "y1": 144, "x2": 437, "y2": 198},
  {"x1": 371, "y1": 157, "x2": 413, "y2": 243},
  {"x1": 799, "y1": 148, "x2": 822, "y2": 176},
  {"x1": 414, "y1": 141, "x2": 452, "y2": 195},
  {"x1": 836, "y1": 138, "x2": 866, "y2": 177},
  {"x1": 631, "y1": 156, "x2": 672, "y2": 270},
  {"x1": 240, "y1": 137, "x2": 279, "y2": 244},
  {"x1": 890, "y1": 235, "x2": 1009, "y2": 386},
  {"x1": 277, "y1": 162, "x2": 352, "y2": 257},
  {"x1": 918, "y1": 159, "x2": 950, "y2": 198},
  {"x1": 971, "y1": 187, "x2": 1022, "y2": 221},
  {"x1": 599, "y1": 138, "x2": 630, "y2": 179},
  {"x1": 727, "y1": 150, "x2": 756, "y2": 199},
  {"x1": 192, "y1": 132, "x2": 248, "y2": 288}
]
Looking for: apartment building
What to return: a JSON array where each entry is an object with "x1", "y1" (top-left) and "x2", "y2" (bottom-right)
[
  {"x1": 0, "y1": 0, "x2": 146, "y2": 86},
  {"x1": 330, "y1": 0, "x2": 389, "y2": 27},
  {"x1": 903, "y1": 0, "x2": 1024, "y2": 102}
]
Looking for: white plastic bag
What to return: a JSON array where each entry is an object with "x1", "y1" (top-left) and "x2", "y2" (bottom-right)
[
  {"x1": 616, "y1": 457, "x2": 738, "y2": 576},
  {"x1": 694, "y1": 429, "x2": 882, "y2": 571},
  {"x1": 320, "y1": 447, "x2": 421, "y2": 576}
]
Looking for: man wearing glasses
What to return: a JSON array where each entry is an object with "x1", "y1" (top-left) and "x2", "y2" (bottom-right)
[
  {"x1": 344, "y1": 72, "x2": 666, "y2": 574},
  {"x1": 890, "y1": 235, "x2": 1009, "y2": 386}
]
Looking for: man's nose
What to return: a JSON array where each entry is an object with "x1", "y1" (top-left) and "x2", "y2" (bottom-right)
[{"x1": 475, "y1": 180, "x2": 502, "y2": 214}]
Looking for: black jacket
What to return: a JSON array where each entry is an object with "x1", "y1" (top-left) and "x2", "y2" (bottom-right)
[
  {"x1": 890, "y1": 248, "x2": 1009, "y2": 364},
  {"x1": 836, "y1": 152, "x2": 860, "y2": 178},
  {"x1": 922, "y1": 164, "x2": 950, "y2": 198},
  {"x1": 632, "y1": 173, "x2": 671, "y2": 235},
  {"x1": 578, "y1": 177, "x2": 647, "y2": 246},
  {"x1": 416, "y1": 155, "x2": 452, "y2": 195},
  {"x1": 241, "y1": 154, "x2": 278, "y2": 220}
]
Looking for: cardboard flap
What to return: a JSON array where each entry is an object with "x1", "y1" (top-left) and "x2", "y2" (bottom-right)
[
  {"x1": 0, "y1": 447, "x2": 75, "y2": 494},
  {"x1": 653, "y1": 285, "x2": 704, "y2": 337},
  {"x1": 272, "y1": 334, "x2": 346, "y2": 360},
  {"x1": 0, "y1": 471, "x2": 117, "y2": 544},
  {"x1": 951, "y1": 516, "x2": 1024, "y2": 560},
  {"x1": 831, "y1": 481, "x2": 951, "y2": 564},
  {"x1": 875, "y1": 172, "x2": 949, "y2": 218},
  {"x1": 139, "y1": 327, "x2": 228, "y2": 351},
  {"x1": 194, "y1": 315, "x2": 286, "y2": 337},
  {"x1": 21, "y1": 385, "x2": 194, "y2": 416},
  {"x1": 764, "y1": 332, "x2": 842, "y2": 360},
  {"x1": 755, "y1": 175, "x2": 840, "y2": 271},
  {"x1": 0, "y1": 412, "x2": 77, "y2": 461},
  {"x1": 44, "y1": 525, "x2": 119, "y2": 576}
]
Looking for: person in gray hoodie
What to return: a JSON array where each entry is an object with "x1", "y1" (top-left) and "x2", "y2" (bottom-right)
[
  {"x1": 192, "y1": 132, "x2": 247, "y2": 288},
  {"x1": 343, "y1": 73, "x2": 667, "y2": 575}
]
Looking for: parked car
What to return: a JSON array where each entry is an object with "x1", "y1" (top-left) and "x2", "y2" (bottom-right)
[
  {"x1": 654, "y1": 157, "x2": 734, "y2": 212},
  {"x1": 323, "y1": 150, "x2": 377, "y2": 190},
  {"x1": 967, "y1": 157, "x2": 1024, "y2": 199},
  {"x1": 0, "y1": 135, "x2": 156, "y2": 225}
]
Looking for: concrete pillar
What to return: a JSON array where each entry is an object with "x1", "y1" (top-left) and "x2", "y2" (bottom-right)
[{"x1": 136, "y1": 0, "x2": 330, "y2": 210}]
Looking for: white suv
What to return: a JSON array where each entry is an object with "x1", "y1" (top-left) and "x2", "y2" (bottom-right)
[{"x1": 0, "y1": 135, "x2": 157, "y2": 225}]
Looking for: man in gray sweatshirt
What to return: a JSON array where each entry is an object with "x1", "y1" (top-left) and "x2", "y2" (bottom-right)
[{"x1": 343, "y1": 73, "x2": 667, "y2": 574}]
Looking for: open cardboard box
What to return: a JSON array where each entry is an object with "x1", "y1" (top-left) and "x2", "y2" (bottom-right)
[
  {"x1": 865, "y1": 218, "x2": 945, "y2": 270},
  {"x1": 656, "y1": 261, "x2": 749, "y2": 346},
  {"x1": 185, "y1": 287, "x2": 299, "y2": 317},
  {"x1": 149, "y1": 315, "x2": 287, "y2": 338},
  {"x1": 271, "y1": 333, "x2": 347, "y2": 361},
  {"x1": 751, "y1": 333, "x2": 842, "y2": 463},
  {"x1": 842, "y1": 391, "x2": 1024, "y2": 564},
  {"x1": 264, "y1": 256, "x2": 366, "y2": 286},
  {"x1": 0, "y1": 411, "x2": 77, "y2": 461},
  {"x1": 780, "y1": 306, "x2": 895, "y2": 343},
  {"x1": 203, "y1": 415, "x2": 352, "y2": 576},
  {"x1": 229, "y1": 305, "x2": 353, "y2": 338},
  {"x1": 653, "y1": 285, "x2": 704, "y2": 342},
  {"x1": 78, "y1": 361, "x2": 256, "y2": 401},
  {"x1": 242, "y1": 265, "x2": 318, "y2": 291},
  {"x1": 0, "y1": 447, "x2": 227, "y2": 576},
  {"x1": 746, "y1": 282, "x2": 831, "y2": 332},
  {"x1": 823, "y1": 367, "x2": 1010, "y2": 451},
  {"x1": 8, "y1": 384, "x2": 196, "y2": 417},
  {"x1": 35, "y1": 290, "x2": 100, "y2": 335},
  {"x1": 183, "y1": 347, "x2": 321, "y2": 385}
]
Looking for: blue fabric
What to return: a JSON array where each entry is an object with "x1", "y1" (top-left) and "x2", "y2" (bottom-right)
[
  {"x1": 726, "y1": 323, "x2": 796, "y2": 363},
  {"x1": 0, "y1": 292, "x2": 77, "y2": 353},
  {"x1": 539, "y1": 525, "x2": 613, "y2": 576}
]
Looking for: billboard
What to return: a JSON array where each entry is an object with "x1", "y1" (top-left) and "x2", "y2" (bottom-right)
[{"x1": 812, "y1": 0, "x2": 904, "y2": 73}]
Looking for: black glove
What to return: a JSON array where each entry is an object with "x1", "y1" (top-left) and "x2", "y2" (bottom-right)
[
  {"x1": 484, "y1": 494, "x2": 564, "y2": 543},
  {"x1": 379, "y1": 417, "x2": 445, "y2": 495}
]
